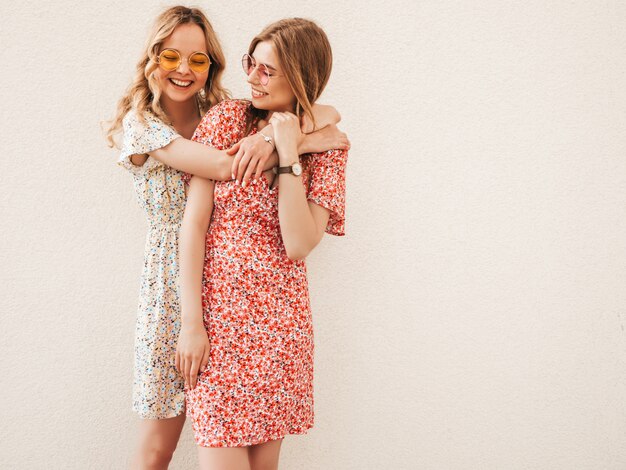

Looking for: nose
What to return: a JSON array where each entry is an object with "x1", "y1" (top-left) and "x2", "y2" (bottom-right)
[
  {"x1": 177, "y1": 59, "x2": 191, "y2": 74},
  {"x1": 246, "y1": 71, "x2": 257, "y2": 85},
  {"x1": 246, "y1": 65, "x2": 259, "y2": 85}
]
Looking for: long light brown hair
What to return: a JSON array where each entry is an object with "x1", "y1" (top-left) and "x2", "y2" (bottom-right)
[
  {"x1": 105, "y1": 6, "x2": 229, "y2": 147},
  {"x1": 247, "y1": 18, "x2": 333, "y2": 131}
]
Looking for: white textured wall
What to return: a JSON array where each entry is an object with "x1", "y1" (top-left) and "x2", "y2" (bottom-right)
[{"x1": 2, "y1": 1, "x2": 626, "y2": 469}]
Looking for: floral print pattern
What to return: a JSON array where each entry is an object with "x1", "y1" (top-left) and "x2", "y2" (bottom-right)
[
  {"x1": 118, "y1": 110, "x2": 187, "y2": 419},
  {"x1": 183, "y1": 100, "x2": 347, "y2": 447}
]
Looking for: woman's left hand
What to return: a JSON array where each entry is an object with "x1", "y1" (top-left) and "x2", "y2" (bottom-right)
[
  {"x1": 175, "y1": 324, "x2": 210, "y2": 390},
  {"x1": 269, "y1": 112, "x2": 302, "y2": 158}
]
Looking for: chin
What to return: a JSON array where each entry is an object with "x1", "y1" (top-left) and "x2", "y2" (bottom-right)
[
  {"x1": 251, "y1": 97, "x2": 270, "y2": 109},
  {"x1": 166, "y1": 88, "x2": 197, "y2": 101}
]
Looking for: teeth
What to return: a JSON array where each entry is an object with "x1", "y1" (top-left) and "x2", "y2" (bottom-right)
[
  {"x1": 171, "y1": 78, "x2": 192, "y2": 87},
  {"x1": 252, "y1": 89, "x2": 267, "y2": 97}
]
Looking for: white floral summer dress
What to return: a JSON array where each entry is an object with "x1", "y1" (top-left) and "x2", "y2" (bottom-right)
[{"x1": 117, "y1": 110, "x2": 186, "y2": 419}]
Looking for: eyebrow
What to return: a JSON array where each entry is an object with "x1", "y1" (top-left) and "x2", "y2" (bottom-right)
[{"x1": 252, "y1": 54, "x2": 278, "y2": 71}]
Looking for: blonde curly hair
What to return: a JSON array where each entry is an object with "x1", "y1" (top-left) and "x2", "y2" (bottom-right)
[{"x1": 105, "y1": 6, "x2": 229, "y2": 147}]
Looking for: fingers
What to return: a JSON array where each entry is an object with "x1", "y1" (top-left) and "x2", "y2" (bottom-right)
[
  {"x1": 180, "y1": 356, "x2": 189, "y2": 388},
  {"x1": 326, "y1": 127, "x2": 350, "y2": 150},
  {"x1": 231, "y1": 134, "x2": 277, "y2": 185},
  {"x1": 232, "y1": 145, "x2": 245, "y2": 180},
  {"x1": 241, "y1": 155, "x2": 257, "y2": 186},
  {"x1": 189, "y1": 358, "x2": 200, "y2": 389},
  {"x1": 226, "y1": 141, "x2": 241, "y2": 156},
  {"x1": 271, "y1": 112, "x2": 290, "y2": 123},
  {"x1": 181, "y1": 354, "x2": 202, "y2": 389},
  {"x1": 254, "y1": 159, "x2": 265, "y2": 180},
  {"x1": 200, "y1": 348, "x2": 211, "y2": 374},
  {"x1": 185, "y1": 347, "x2": 210, "y2": 390},
  {"x1": 269, "y1": 112, "x2": 283, "y2": 125},
  {"x1": 237, "y1": 152, "x2": 252, "y2": 185},
  {"x1": 340, "y1": 134, "x2": 351, "y2": 150},
  {"x1": 200, "y1": 349, "x2": 210, "y2": 374}
]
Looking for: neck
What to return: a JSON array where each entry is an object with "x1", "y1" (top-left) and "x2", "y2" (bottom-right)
[
  {"x1": 161, "y1": 95, "x2": 199, "y2": 128},
  {"x1": 265, "y1": 97, "x2": 298, "y2": 120}
]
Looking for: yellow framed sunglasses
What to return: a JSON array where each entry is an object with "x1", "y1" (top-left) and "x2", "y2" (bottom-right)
[{"x1": 156, "y1": 48, "x2": 211, "y2": 73}]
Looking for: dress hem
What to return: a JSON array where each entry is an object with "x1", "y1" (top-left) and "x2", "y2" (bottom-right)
[
  {"x1": 133, "y1": 407, "x2": 186, "y2": 420},
  {"x1": 194, "y1": 424, "x2": 314, "y2": 448}
]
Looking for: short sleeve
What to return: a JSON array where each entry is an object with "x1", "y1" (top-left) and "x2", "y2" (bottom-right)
[
  {"x1": 117, "y1": 109, "x2": 181, "y2": 176},
  {"x1": 306, "y1": 149, "x2": 348, "y2": 236},
  {"x1": 182, "y1": 100, "x2": 252, "y2": 184},
  {"x1": 192, "y1": 99, "x2": 251, "y2": 149}
]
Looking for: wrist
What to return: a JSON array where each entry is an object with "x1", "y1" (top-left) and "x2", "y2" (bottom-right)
[
  {"x1": 258, "y1": 131, "x2": 275, "y2": 151},
  {"x1": 181, "y1": 317, "x2": 205, "y2": 332},
  {"x1": 275, "y1": 161, "x2": 303, "y2": 177},
  {"x1": 277, "y1": 143, "x2": 299, "y2": 165}
]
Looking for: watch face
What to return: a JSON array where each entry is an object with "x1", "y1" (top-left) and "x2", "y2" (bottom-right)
[{"x1": 292, "y1": 163, "x2": 303, "y2": 176}]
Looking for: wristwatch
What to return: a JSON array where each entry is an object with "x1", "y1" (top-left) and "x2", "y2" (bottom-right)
[{"x1": 274, "y1": 162, "x2": 303, "y2": 176}]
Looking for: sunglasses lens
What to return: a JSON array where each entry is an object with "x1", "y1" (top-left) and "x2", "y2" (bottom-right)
[
  {"x1": 259, "y1": 64, "x2": 270, "y2": 86},
  {"x1": 242, "y1": 54, "x2": 254, "y2": 75},
  {"x1": 158, "y1": 49, "x2": 180, "y2": 71},
  {"x1": 242, "y1": 54, "x2": 271, "y2": 85},
  {"x1": 189, "y1": 52, "x2": 210, "y2": 73}
]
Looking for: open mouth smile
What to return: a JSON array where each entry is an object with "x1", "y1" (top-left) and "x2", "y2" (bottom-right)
[{"x1": 170, "y1": 78, "x2": 193, "y2": 88}]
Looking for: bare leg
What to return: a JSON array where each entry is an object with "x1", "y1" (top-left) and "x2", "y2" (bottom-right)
[
  {"x1": 197, "y1": 446, "x2": 251, "y2": 470},
  {"x1": 248, "y1": 439, "x2": 283, "y2": 470},
  {"x1": 130, "y1": 414, "x2": 186, "y2": 470}
]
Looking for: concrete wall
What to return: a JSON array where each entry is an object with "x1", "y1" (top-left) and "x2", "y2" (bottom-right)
[{"x1": 2, "y1": 1, "x2": 626, "y2": 468}]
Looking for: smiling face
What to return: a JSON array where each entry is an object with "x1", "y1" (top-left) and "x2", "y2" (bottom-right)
[
  {"x1": 247, "y1": 41, "x2": 296, "y2": 114},
  {"x1": 154, "y1": 23, "x2": 210, "y2": 106}
]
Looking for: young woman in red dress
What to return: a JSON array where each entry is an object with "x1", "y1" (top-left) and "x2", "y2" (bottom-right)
[{"x1": 178, "y1": 17, "x2": 348, "y2": 470}]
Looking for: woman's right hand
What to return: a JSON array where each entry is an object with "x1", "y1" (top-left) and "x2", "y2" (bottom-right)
[
  {"x1": 175, "y1": 323, "x2": 210, "y2": 390},
  {"x1": 226, "y1": 132, "x2": 276, "y2": 186}
]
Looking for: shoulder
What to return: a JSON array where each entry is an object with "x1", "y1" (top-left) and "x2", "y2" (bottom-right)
[
  {"x1": 203, "y1": 99, "x2": 252, "y2": 121},
  {"x1": 118, "y1": 107, "x2": 179, "y2": 165},
  {"x1": 121, "y1": 108, "x2": 139, "y2": 129},
  {"x1": 196, "y1": 100, "x2": 251, "y2": 133},
  {"x1": 193, "y1": 100, "x2": 252, "y2": 147},
  {"x1": 122, "y1": 108, "x2": 172, "y2": 133}
]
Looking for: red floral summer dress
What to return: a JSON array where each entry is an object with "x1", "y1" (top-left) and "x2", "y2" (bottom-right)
[{"x1": 184, "y1": 100, "x2": 347, "y2": 447}]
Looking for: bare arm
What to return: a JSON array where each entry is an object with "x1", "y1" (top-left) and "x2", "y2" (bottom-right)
[
  {"x1": 277, "y1": 179, "x2": 331, "y2": 261},
  {"x1": 149, "y1": 139, "x2": 231, "y2": 180},
  {"x1": 120, "y1": 107, "x2": 278, "y2": 181},
  {"x1": 148, "y1": 137, "x2": 278, "y2": 181},
  {"x1": 271, "y1": 113, "x2": 334, "y2": 260},
  {"x1": 127, "y1": 134, "x2": 278, "y2": 181},
  {"x1": 176, "y1": 175, "x2": 214, "y2": 389},
  {"x1": 302, "y1": 103, "x2": 341, "y2": 133}
]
